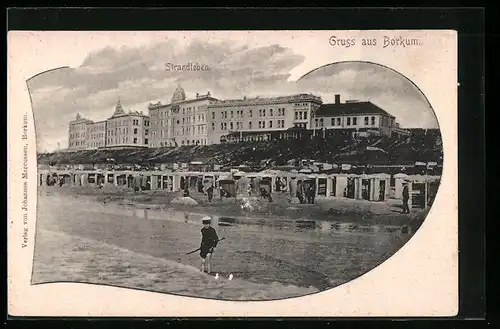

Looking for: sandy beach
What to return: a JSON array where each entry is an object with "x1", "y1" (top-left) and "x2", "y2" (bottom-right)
[{"x1": 32, "y1": 185, "x2": 421, "y2": 300}]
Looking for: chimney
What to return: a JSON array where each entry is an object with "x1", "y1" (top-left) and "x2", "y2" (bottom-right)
[
  {"x1": 196, "y1": 93, "x2": 199, "y2": 98},
  {"x1": 335, "y1": 94, "x2": 341, "y2": 104},
  {"x1": 207, "y1": 91, "x2": 211, "y2": 97}
]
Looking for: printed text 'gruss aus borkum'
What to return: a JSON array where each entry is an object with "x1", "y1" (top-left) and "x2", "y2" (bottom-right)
[{"x1": 329, "y1": 36, "x2": 422, "y2": 48}]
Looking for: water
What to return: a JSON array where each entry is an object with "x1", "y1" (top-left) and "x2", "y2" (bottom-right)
[
  {"x1": 34, "y1": 190, "x2": 412, "y2": 299},
  {"x1": 130, "y1": 203, "x2": 411, "y2": 237}
]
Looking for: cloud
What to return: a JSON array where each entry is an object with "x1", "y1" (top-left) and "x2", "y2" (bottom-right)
[
  {"x1": 29, "y1": 40, "x2": 307, "y2": 151},
  {"x1": 28, "y1": 42, "x2": 436, "y2": 152},
  {"x1": 296, "y1": 62, "x2": 439, "y2": 129}
]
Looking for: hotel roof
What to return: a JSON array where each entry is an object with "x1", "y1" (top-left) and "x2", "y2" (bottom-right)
[
  {"x1": 148, "y1": 95, "x2": 219, "y2": 109},
  {"x1": 314, "y1": 101, "x2": 395, "y2": 118},
  {"x1": 109, "y1": 110, "x2": 149, "y2": 119},
  {"x1": 69, "y1": 113, "x2": 93, "y2": 124},
  {"x1": 207, "y1": 93, "x2": 322, "y2": 108}
]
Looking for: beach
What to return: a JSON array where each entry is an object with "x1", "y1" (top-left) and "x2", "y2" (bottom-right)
[{"x1": 32, "y1": 185, "x2": 421, "y2": 300}]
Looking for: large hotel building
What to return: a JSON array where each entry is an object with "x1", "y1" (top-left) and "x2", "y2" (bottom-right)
[
  {"x1": 206, "y1": 93, "x2": 322, "y2": 145},
  {"x1": 67, "y1": 100, "x2": 150, "y2": 151},
  {"x1": 147, "y1": 86, "x2": 217, "y2": 147},
  {"x1": 67, "y1": 85, "x2": 406, "y2": 151}
]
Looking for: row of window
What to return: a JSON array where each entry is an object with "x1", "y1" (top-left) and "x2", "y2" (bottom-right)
[
  {"x1": 87, "y1": 141, "x2": 105, "y2": 148},
  {"x1": 156, "y1": 130, "x2": 175, "y2": 139},
  {"x1": 108, "y1": 118, "x2": 147, "y2": 127},
  {"x1": 156, "y1": 141, "x2": 176, "y2": 147},
  {"x1": 181, "y1": 125, "x2": 207, "y2": 136},
  {"x1": 157, "y1": 106, "x2": 208, "y2": 119},
  {"x1": 150, "y1": 126, "x2": 207, "y2": 137},
  {"x1": 69, "y1": 140, "x2": 86, "y2": 147},
  {"x1": 181, "y1": 115, "x2": 205, "y2": 125},
  {"x1": 106, "y1": 128, "x2": 149, "y2": 136},
  {"x1": 69, "y1": 133, "x2": 85, "y2": 139},
  {"x1": 182, "y1": 106, "x2": 197, "y2": 116},
  {"x1": 69, "y1": 124, "x2": 86, "y2": 132},
  {"x1": 156, "y1": 102, "x2": 310, "y2": 119},
  {"x1": 106, "y1": 137, "x2": 149, "y2": 145},
  {"x1": 259, "y1": 108, "x2": 285, "y2": 117},
  {"x1": 154, "y1": 107, "x2": 292, "y2": 124},
  {"x1": 313, "y1": 116, "x2": 378, "y2": 128},
  {"x1": 108, "y1": 137, "x2": 128, "y2": 144},
  {"x1": 217, "y1": 121, "x2": 242, "y2": 131},
  {"x1": 152, "y1": 113, "x2": 207, "y2": 127},
  {"x1": 363, "y1": 116, "x2": 376, "y2": 126},
  {"x1": 157, "y1": 106, "x2": 205, "y2": 119},
  {"x1": 108, "y1": 128, "x2": 128, "y2": 136},
  {"x1": 214, "y1": 107, "x2": 287, "y2": 121},
  {"x1": 108, "y1": 119, "x2": 127, "y2": 127},
  {"x1": 87, "y1": 125, "x2": 105, "y2": 133},
  {"x1": 214, "y1": 119, "x2": 286, "y2": 131},
  {"x1": 294, "y1": 111, "x2": 308, "y2": 121},
  {"x1": 180, "y1": 138, "x2": 207, "y2": 146},
  {"x1": 88, "y1": 133, "x2": 104, "y2": 140}
]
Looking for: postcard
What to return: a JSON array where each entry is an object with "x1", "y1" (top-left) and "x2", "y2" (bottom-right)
[{"x1": 7, "y1": 30, "x2": 457, "y2": 317}]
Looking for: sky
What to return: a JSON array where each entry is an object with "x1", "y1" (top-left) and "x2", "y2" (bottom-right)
[{"x1": 26, "y1": 32, "x2": 439, "y2": 152}]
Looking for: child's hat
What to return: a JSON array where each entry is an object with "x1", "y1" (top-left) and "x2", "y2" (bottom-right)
[{"x1": 202, "y1": 216, "x2": 211, "y2": 224}]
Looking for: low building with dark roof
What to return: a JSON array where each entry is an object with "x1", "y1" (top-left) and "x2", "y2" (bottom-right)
[{"x1": 312, "y1": 95, "x2": 409, "y2": 137}]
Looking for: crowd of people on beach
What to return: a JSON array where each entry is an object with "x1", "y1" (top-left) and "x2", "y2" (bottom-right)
[
  {"x1": 45, "y1": 173, "x2": 65, "y2": 187},
  {"x1": 45, "y1": 168, "x2": 414, "y2": 215},
  {"x1": 47, "y1": 169, "x2": 322, "y2": 207},
  {"x1": 181, "y1": 175, "x2": 319, "y2": 205}
]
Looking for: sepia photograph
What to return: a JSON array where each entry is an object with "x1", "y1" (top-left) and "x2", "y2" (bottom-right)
[{"x1": 8, "y1": 29, "x2": 458, "y2": 316}]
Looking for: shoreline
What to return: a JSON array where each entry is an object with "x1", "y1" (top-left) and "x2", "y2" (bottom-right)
[{"x1": 40, "y1": 185, "x2": 426, "y2": 228}]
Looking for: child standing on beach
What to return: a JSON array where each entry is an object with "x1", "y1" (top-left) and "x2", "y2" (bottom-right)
[{"x1": 200, "y1": 216, "x2": 219, "y2": 273}]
